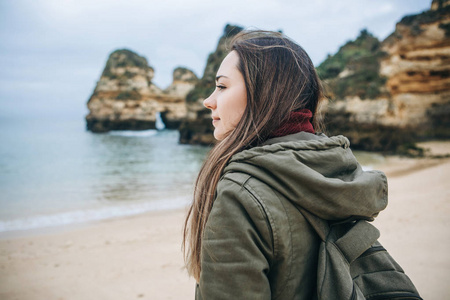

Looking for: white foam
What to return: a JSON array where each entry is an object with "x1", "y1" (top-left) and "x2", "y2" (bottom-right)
[
  {"x1": 108, "y1": 129, "x2": 158, "y2": 137},
  {"x1": 0, "y1": 196, "x2": 190, "y2": 233}
]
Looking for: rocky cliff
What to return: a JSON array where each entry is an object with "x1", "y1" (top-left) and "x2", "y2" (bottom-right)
[
  {"x1": 87, "y1": 2, "x2": 449, "y2": 152},
  {"x1": 86, "y1": 49, "x2": 198, "y2": 132},
  {"x1": 178, "y1": 24, "x2": 243, "y2": 145},
  {"x1": 319, "y1": 0, "x2": 450, "y2": 152},
  {"x1": 380, "y1": 0, "x2": 450, "y2": 139},
  {"x1": 178, "y1": 3, "x2": 449, "y2": 151}
]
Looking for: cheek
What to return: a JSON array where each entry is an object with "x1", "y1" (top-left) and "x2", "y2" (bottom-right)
[
  {"x1": 233, "y1": 89, "x2": 247, "y2": 122},
  {"x1": 224, "y1": 105, "x2": 245, "y2": 127},
  {"x1": 227, "y1": 110, "x2": 245, "y2": 128},
  {"x1": 218, "y1": 87, "x2": 247, "y2": 130}
]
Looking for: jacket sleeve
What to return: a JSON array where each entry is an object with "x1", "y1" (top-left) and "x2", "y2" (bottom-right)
[{"x1": 196, "y1": 177, "x2": 274, "y2": 300}]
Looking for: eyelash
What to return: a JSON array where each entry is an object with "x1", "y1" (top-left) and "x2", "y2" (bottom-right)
[{"x1": 216, "y1": 85, "x2": 226, "y2": 90}]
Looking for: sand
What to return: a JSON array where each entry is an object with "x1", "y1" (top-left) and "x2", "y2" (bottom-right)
[
  {"x1": 0, "y1": 210, "x2": 196, "y2": 300},
  {"x1": 1, "y1": 142, "x2": 449, "y2": 299}
]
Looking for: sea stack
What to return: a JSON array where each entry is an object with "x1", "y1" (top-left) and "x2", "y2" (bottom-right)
[
  {"x1": 85, "y1": 49, "x2": 198, "y2": 132},
  {"x1": 178, "y1": 24, "x2": 244, "y2": 145}
]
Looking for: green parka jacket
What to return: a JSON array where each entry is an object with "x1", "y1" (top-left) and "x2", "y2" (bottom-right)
[{"x1": 195, "y1": 132, "x2": 388, "y2": 299}]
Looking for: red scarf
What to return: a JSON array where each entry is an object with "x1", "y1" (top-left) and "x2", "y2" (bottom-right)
[{"x1": 269, "y1": 109, "x2": 315, "y2": 138}]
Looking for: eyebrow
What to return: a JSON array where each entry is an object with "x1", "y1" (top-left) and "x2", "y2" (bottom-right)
[{"x1": 215, "y1": 75, "x2": 228, "y2": 82}]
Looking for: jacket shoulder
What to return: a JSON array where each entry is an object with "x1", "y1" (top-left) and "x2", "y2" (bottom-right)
[
  {"x1": 214, "y1": 172, "x2": 274, "y2": 245},
  {"x1": 219, "y1": 172, "x2": 278, "y2": 242},
  {"x1": 219, "y1": 171, "x2": 298, "y2": 258}
]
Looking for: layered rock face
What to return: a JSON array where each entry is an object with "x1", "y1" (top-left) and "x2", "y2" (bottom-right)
[
  {"x1": 86, "y1": 49, "x2": 198, "y2": 132},
  {"x1": 380, "y1": 0, "x2": 450, "y2": 138},
  {"x1": 87, "y1": 3, "x2": 449, "y2": 151},
  {"x1": 179, "y1": 5, "x2": 449, "y2": 151},
  {"x1": 383, "y1": 0, "x2": 449, "y2": 96},
  {"x1": 319, "y1": 0, "x2": 450, "y2": 151},
  {"x1": 178, "y1": 25, "x2": 243, "y2": 145}
]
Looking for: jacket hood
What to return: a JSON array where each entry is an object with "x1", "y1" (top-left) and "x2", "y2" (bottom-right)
[{"x1": 222, "y1": 132, "x2": 388, "y2": 221}]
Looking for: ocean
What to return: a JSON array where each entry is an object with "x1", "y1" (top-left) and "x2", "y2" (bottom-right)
[
  {"x1": 0, "y1": 115, "x2": 384, "y2": 233},
  {"x1": 0, "y1": 116, "x2": 210, "y2": 233}
]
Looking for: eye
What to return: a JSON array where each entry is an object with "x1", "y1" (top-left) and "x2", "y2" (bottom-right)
[{"x1": 216, "y1": 85, "x2": 226, "y2": 90}]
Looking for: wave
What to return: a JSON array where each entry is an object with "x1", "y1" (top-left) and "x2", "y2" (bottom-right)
[
  {"x1": 0, "y1": 196, "x2": 190, "y2": 233},
  {"x1": 107, "y1": 129, "x2": 158, "y2": 137},
  {"x1": 362, "y1": 165, "x2": 373, "y2": 171}
]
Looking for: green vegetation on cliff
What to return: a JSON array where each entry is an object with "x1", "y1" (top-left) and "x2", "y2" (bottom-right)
[
  {"x1": 101, "y1": 49, "x2": 152, "y2": 79},
  {"x1": 386, "y1": 1, "x2": 450, "y2": 38},
  {"x1": 316, "y1": 29, "x2": 388, "y2": 100},
  {"x1": 186, "y1": 25, "x2": 243, "y2": 103},
  {"x1": 400, "y1": 1, "x2": 450, "y2": 25},
  {"x1": 173, "y1": 67, "x2": 198, "y2": 83}
]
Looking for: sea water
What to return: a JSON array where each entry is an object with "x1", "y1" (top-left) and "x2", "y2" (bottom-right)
[
  {"x1": 0, "y1": 116, "x2": 209, "y2": 232},
  {"x1": 0, "y1": 116, "x2": 384, "y2": 233}
]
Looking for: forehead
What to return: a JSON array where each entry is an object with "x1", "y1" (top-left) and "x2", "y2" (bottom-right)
[{"x1": 216, "y1": 51, "x2": 240, "y2": 78}]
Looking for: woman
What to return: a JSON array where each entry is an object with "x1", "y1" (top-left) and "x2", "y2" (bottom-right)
[{"x1": 183, "y1": 30, "x2": 387, "y2": 299}]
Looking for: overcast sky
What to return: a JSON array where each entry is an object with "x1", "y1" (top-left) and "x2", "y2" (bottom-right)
[{"x1": 0, "y1": 0, "x2": 431, "y2": 119}]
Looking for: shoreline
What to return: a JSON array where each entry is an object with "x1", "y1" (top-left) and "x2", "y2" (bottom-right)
[
  {"x1": 0, "y1": 207, "x2": 186, "y2": 241},
  {"x1": 0, "y1": 195, "x2": 192, "y2": 238},
  {"x1": 0, "y1": 141, "x2": 449, "y2": 299},
  {"x1": 0, "y1": 140, "x2": 447, "y2": 238}
]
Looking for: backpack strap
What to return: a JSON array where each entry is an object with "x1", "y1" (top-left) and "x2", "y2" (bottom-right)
[
  {"x1": 334, "y1": 220, "x2": 380, "y2": 263},
  {"x1": 298, "y1": 207, "x2": 380, "y2": 263}
]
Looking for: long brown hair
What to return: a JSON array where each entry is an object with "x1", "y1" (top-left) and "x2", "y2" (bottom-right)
[{"x1": 183, "y1": 30, "x2": 324, "y2": 281}]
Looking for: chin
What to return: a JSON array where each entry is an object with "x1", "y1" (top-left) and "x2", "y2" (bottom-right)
[
  {"x1": 214, "y1": 133, "x2": 224, "y2": 141},
  {"x1": 213, "y1": 129, "x2": 226, "y2": 141}
]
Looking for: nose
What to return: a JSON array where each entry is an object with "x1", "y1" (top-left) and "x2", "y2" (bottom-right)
[{"x1": 203, "y1": 93, "x2": 216, "y2": 110}]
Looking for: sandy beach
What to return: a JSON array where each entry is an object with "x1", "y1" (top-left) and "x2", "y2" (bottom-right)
[{"x1": 0, "y1": 142, "x2": 449, "y2": 300}]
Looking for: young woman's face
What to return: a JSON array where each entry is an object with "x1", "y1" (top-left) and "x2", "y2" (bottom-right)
[{"x1": 203, "y1": 51, "x2": 247, "y2": 141}]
